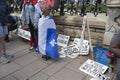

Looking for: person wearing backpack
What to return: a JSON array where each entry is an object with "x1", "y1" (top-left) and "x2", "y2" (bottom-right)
[
  {"x1": 110, "y1": 15, "x2": 120, "y2": 80},
  {"x1": 0, "y1": 0, "x2": 12, "y2": 63}
]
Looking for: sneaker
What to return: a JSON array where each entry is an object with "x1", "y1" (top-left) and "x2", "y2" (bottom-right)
[
  {"x1": 29, "y1": 46, "x2": 36, "y2": 52},
  {"x1": 0, "y1": 56, "x2": 10, "y2": 64},
  {"x1": 42, "y1": 55, "x2": 51, "y2": 61},
  {"x1": 3, "y1": 53, "x2": 14, "y2": 58}
]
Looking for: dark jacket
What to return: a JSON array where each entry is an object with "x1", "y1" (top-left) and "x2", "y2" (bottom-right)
[
  {"x1": 0, "y1": 0, "x2": 11, "y2": 26},
  {"x1": 110, "y1": 30, "x2": 120, "y2": 58}
]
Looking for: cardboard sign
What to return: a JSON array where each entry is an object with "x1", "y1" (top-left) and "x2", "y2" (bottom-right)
[
  {"x1": 57, "y1": 34, "x2": 70, "y2": 47},
  {"x1": 79, "y1": 59, "x2": 108, "y2": 77},
  {"x1": 60, "y1": 44, "x2": 80, "y2": 58},
  {"x1": 73, "y1": 38, "x2": 89, "y2": 55},
  {"x1": 17, "y1": 28, "x2": 31, "y2": 40},
  {"x1": 38, "y1": 0, "x2": 60, "y2": 9},
  {"x1": 73, "y1": 38, "x2": 89, "y2": 45}
]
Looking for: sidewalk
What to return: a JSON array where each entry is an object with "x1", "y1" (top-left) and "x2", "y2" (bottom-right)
[
  {"x1": 0, "y1": 32, "x2": 115, "y2": 80},
  {"x1": 0, "y1": 13, "x2": 116, "y2": 80}
]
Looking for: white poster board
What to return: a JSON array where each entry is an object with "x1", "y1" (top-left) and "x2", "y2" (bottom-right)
[
  {"x1": 79, "y1": 59, "x2": 108, "y2": 77},
  {"x1": 59, "y1": 44, "x2": 80, "y2": 58},
  {"x1": 57, "y1": 34, "x2": 70, "y2": 47},
  {"x1": 17, "y1": 28, "x2": 31, "y2": 40},
  {"x1": 73, "y1": 38, "x2": 89, "y2": 55},
  {"x1": 103, "y1": 8, "x2": 120, "y2": 45}
]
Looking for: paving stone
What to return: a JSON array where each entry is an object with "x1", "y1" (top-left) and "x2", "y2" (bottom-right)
[
  {"x1": 66, "y1": 56, "x2": 89, "y2": 73},
  {"x1": 39, "y1": 58, "x2": 57, "y2": 65},
  {"x1": 42, "y1": 57, "x2": 74, "y2": 76},
  {"x1": 12, "y1": 49, "x2": 29, "y2": 60},
  {"x1": 7, "y1": 44, "x2": 29, "y2": 55},
  {"x1": 12, "y1": 60, "x2": 48, "y2": 80},
  {"x1": 83, "y1": 75, "x2": 92, "y2": 80},
  {"x1": 1, "y1": 75, "x2": 17, "y2": 80},
  {"x1": 48, "y1": 68, "x2": 85, "y2": 80},
  {"x1": 0, "y1": 62, "x2": 21, "y2": 79},
  {"x1": 14, "y1": 53, "x2": 39, "y2": 66},
  {"x1": 29, "y1": 71, "x2": 50, "y2": 80}
]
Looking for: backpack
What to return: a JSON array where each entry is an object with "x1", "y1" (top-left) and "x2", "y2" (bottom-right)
[{"x1": 8, "y1": 15, "x2": 18, "y2": 31}]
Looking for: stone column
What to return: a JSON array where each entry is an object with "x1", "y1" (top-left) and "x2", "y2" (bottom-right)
[{"x1": 103, "y1": 0, "x2": 120, "y2": 45}]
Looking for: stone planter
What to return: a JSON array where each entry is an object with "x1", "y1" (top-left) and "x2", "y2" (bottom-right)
[{"x1": 107, "y1": 0, "x2": 120, "y2": 5}]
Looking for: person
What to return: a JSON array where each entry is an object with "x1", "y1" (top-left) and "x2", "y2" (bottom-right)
[
  {"x1": 4, "y1": 15, "x2": 18, "y2": 42},
  {"x1": 0, "y1": 0, "x2": 11, "y2": 63},
  {"x1": 29, "y1": 0, "x2": 42, "y2": 51},
  {"x1": 38, "y1": 7, "x2": 59, "y2": 60},
  {"x1": 109, "y1": 15, "x2": 120, "y2": 80},
  {"x1": 60, "y1": 0, "x2": 66, "y2": 15},
  {"x1": 21, "y1": 0, "x2": 37, "y2": 51}
]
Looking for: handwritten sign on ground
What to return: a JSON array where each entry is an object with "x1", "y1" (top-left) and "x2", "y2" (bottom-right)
[
  {"x1": 73, "y1": 38, "x2": 89, "y2": 55},
  {"x1": 17, "y1": 28, "x2": 31, "y2": 40},
  {"x1": 57, "y1": 34, "x2": 70, "y2": 47},
  {"x1": 60, "y1": 44, "x2": 80, "y2": 58},
  {"x1": 79, "y1": 59, "x2": 108, "y2": 77}
]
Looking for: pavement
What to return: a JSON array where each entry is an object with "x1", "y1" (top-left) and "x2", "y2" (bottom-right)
[{"x1": 0, "y1": 13, "x2": 116, "y2": 80}]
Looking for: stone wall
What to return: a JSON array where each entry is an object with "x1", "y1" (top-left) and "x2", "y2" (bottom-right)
[{"x1": 53, "y1": 16, "x2": 106, "y2": 46}]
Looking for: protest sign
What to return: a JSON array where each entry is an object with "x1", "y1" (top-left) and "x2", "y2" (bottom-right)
[
  {"x1": 59, "y1": 44, "x2": 80, "y2": 58},
  {"x1": 73, "y1": 38, "x2": 89, "y2": 55},
  {"x1": 57, "y1": 34, "x2": 70, "y2": 47},
  {"x1": 79, "y1": 59, "x2": 108, "y2": 77},
  {"x1": 17, "y1": 28, "x2": 31, "y2": 40}
]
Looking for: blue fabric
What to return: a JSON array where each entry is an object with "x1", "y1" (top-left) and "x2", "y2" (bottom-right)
[
  {"x1": 0, "y1": 0, "x2": 5, "y2": 4},
  {"x1": 38, "y1": 16, "x2": 59, "y2": 59},
  {"x1": 93, "y1": 40, "x2": 110, "y2": 66},
  {"x1": 46, "y1": 28, "x2": 59, "y2": 58},
  {"x1": 0, "y1": 1, "x2": 11, "y2": 26},
  {"x1": 0, "y1": 4, "x2": 8, "y2": 26}
]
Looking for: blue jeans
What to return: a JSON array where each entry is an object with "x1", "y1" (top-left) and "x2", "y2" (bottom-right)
[{"x1": 116, "y1": 58, "x2": 120, "y2": 80}]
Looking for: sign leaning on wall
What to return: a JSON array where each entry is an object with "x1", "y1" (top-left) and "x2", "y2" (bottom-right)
[
  {"x1": 57, "y1": 34, "x2": 70, "y2": 47},
  {"x1": 103, "y1": 8, "x2": 120, "y2": 45}
]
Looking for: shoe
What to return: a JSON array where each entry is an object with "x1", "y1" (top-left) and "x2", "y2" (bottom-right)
[
  {"x1": 3, "y1": 53, "x2": 14, "y2": 58},
  {"x1": 29, "y1": 46, "x2": 36, "y2": 52},
  {"x1": 42, "y1": 55, "x2": 51, "y2": 61},
  {"x1": 5, "y1": 39, "x2": 10, "y2": 42},
  {"x1": 0, "y1": 56, "x2": 10, "y2": 64}
]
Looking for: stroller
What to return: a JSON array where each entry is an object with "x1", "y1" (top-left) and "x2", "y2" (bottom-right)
[{"x1": 5, "y1": 15, "x2": 18, "y2": 42}]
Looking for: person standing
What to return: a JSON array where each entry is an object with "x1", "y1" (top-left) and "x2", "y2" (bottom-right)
[
  {"x1": 109, "y1": 15, "x2": 120, "y2": 80},
  {"x1": 38, "y1": 7, "x2": 59, "y2": 60},
  {"x1": 21, "y1": 0, "x2": 37, "y2": 51},
  {"x1": 0, "y1": 0, "x2": 11, "y2": 63}
]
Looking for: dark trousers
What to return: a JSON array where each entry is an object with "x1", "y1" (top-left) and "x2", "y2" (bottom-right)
[
  {"x1": 116, "y1": 58, "x2": 120, "y2": 80},
  {"x1": 28, "y1": 20, "x2": 36, "y2": 48}
]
